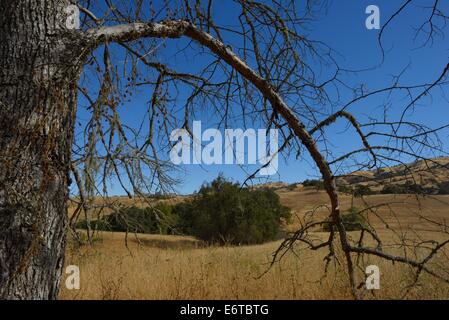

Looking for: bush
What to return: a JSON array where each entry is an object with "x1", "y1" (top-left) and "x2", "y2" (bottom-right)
[
  {"x1": 302, "y1": 179, "x2": 324, "y2": 190},
  {"x1": 76, "y1": 176, "x2": 292, "y2": 245},
  {"x1": 380, "y1": 183, "x2": 405, "y2": 194},
  {"x1": 337, "y1": 185, "x2": 353, "y2": 194},
  {"x1": 323, "y1": 207, "x2": 370, "y2": 232},
  {"x1": 381, "y1": 181, "x2": 428, "y2": 195},
  {"x1": 353, "y1": 185, "x2": 373, "y2": 197},
  {"x1": 146, "y1": 191, "x2": 173, "y2": 200},
  {"x1": 175, "y1": 176, "x2": 291, "y2": 245},
  {"x1": 437, "y1": 181, "x2": 449, "y2": 195},
  {"x1": 76, "y1": 203, "x2": 178, "y2": 235},
  {"x1": 287, "y1": 183, "x2": 298, "y2": 191},
  {"x1": 338, "y1": 184, "x2": 374, "y2": 197}
]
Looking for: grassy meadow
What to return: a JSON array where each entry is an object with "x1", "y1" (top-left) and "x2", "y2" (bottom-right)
[{"x1": 60, "y1": 187, "x2": 449, "y2": 300}]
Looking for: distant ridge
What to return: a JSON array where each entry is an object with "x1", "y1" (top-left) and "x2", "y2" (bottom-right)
[
  {"x1": 336, "y1": 157, "x2": 449, "y2": 191},
  {"x1": 251, "y1": 157, "x2": 449, "y2": 193}
]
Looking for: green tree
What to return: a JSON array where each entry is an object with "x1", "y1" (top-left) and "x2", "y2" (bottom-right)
[{"x1": 175, "y1": 176, "x2": 291, "y2": 245}]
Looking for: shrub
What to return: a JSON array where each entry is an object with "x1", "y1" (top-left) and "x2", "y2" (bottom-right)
[
  {"x1": 76, "y1": 176, "x2": 292, "y2": 245},
  {"x1": 323, "y1": 207, "x2": 370, "y2": 232},
  {"x1": 76, "y1": 203, "x2": 178, "y2": 235},
  {"x1": 437, "y1": 181, "x2": 449, "y2": 195},
  {"x1": 174, "y1": 176, "x2": 291, "y2": 245},
  {"x1": 380, "y1": 183, "x2": 405, "y2": 194},
  {"x1": 353, "y1": 185, "x2": 373, "y2": 197},
  {"x1": 287, "y1": 183, "x2": 298, "y2": 191},
  {"x1": 337, "y1": 185, "x2": 353, "y2": 194},
  {"x1": 146, "y1": 191, "x2": 173, "y2": 200},
  {"x1": 302, "y1": 179, "x2": 324, "y2": 190},
  {"x1": 338, "y1": 184, "x2": 374, "y2": 196},
  {"x1": 381, "y1": 181, "x2": 428, "y2": 195}
]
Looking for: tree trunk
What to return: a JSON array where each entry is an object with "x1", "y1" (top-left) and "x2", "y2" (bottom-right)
[{"x1": 0, "y1": 0, "x2": 82, "y2": 299}]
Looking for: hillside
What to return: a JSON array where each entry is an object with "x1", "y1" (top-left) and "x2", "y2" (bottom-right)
[
  {"x1": 335, "y1": 157, "x2": 449, "y2": 192},
  {"x1": 69, "y1": 157, "x2": 449, "y2": 219}
]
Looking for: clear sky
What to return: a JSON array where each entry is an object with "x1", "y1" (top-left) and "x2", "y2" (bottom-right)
[{"x1": 73, "y1": 0, "x2": 449, "y2": 195}]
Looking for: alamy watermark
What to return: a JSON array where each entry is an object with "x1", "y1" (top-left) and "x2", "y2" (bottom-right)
[
  {"x1": 366, "y1": 265, "x2": 380, "y2": 290},
  {"x1": 62, "y1": 4, "x2": 80, "y2": 30},
  {"x1": 366, "y1": 5, "x2": 380, "y2": 30},
  {"x1": 65, "y1": 265, "x2": 80, "y2": 290},
  {"x1": 170, "y1": 121, "x2": 279, "y2": 176}
]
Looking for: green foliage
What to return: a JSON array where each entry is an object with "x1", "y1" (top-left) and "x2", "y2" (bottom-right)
[
  {"x1": 337, "y1": 185, "x2": 353, "y2": 194},
  {"x1": 437, "y1": 181, "x2": 449, "y2": 195},
  {"x1": 337, "y1": 184, "x2": 373, "y2": 197},
  {"x1": 76, "y1": 176, "x2": 292, "y2": 246},
  {"x1": 353, "y1": 185, "x2": 373, "y2": 197},
  {"x1": 381, "y1": 181, "x2": 428, "y2": 195},
  {"x1": 76, "y1": 203, "x2": 178, "y2": 235},
  {"x1": 323, "y1": 207, "x2": 370, "y2": 232},
  {"x1": 381, "y1": 183, "x2": 404, "y2": 194},
  {"x1": 175, "y1": 176, "x2": 291, "y2": 245},
  {"x1": 302, "y1": 179, "x2": 324, "y2": 190},
  {"x1": 287, "y1": 183, "x2": 298, "y2": 191},
  {"x1": 146, "y1": 191, "x2": 173, "y2": 200}
]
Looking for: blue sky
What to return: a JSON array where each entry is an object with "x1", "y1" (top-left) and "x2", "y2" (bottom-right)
[{"x1": 74, "y1": 0, "x2": 449, "y2": 195}]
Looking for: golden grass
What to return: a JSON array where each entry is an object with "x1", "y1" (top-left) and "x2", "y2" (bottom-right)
[
  {"x1": 59, "y1": 231, "x2": 449, "y2": 300},
  {"x1": 60, "y1": 190, "x2": 449, "y2": 300},
  {"x1": 277, "y1": 188, "x2": 449, "y2": 237}
]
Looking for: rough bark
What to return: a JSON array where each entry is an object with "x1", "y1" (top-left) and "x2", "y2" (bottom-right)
[{"x1": 0, "y1": 0, "x2": 84, "y2": 299}]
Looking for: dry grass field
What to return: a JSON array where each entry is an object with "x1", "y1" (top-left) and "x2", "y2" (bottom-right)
[{"x1": 60, "y1": 186, "x2": 449, "y2": 300}]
